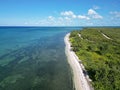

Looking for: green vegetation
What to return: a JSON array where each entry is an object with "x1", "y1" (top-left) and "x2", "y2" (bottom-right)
[{"x1": 70, "y1": 28, "x2": 120, "y2": 90}]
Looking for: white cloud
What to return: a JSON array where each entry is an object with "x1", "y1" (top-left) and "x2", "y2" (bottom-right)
[
  {"x1": 33, "y1": 9, "x2": 104, "y2": 26},
  {"x1": 72, "y1": 15, "x2": 77, "y2": 18},
  {"x1": 93, "y1": 14, "x2": 103, "y2": 19},
  {"x1": 110, "y1": 11, "x2": 120, "y2": 18},
  {"x1": 61, "y1": 11, "x2": 73, "y2": 16},
  {"x1": 61, "y1": 11, "x2": 77, "y2": 19},
  {"x1": 88, "y1": 9, "x2": 103, "y2": 19},
  {"x1": 37, "y1": 16, "x2": 73, "y2": 26},
  {"x1": 48, "y1": 16, "x2": 55, "y2": 21},
  {"x1": 88, "y1": 9, "x2": 97, "y2": 15},
  {"x1": 61, "y1": 11, "x2": 90, "y2": 20},
  {"x1": 78, "y1": 15, "x2": 90, "y2": 20},
  {"x1": 64, "y1": 17, "x2": 71, "y2": 21}
]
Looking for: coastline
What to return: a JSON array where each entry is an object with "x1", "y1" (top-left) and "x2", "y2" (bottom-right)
[{"x1": 64, "y1": 33, "x2": 92, "y2": 90}]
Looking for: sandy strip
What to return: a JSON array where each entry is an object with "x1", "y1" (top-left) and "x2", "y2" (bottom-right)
[
  {"x1": 101, "y1": 33, "x2": 112, "y2": 40},
  {"x1": 64, "y1": 33, "x2": 92, "y2": 90}
]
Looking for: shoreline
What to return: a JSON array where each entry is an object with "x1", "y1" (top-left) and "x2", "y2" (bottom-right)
[{"x1": 64, "y1": 33, "x2": 92, "y2": 90}]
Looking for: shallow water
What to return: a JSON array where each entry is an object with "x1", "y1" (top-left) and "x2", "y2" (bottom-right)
[{"x1": 0, "y1": 27, "x2": 81, "y2": 90}]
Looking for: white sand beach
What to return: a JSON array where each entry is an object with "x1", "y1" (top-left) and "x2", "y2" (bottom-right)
[{"x1": 64, "y1": 33, "x2": 92, "y2": 90}]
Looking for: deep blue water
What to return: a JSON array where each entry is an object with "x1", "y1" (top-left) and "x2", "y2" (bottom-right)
[{"x1": 0, "y1": 27, "x2": 82, "y2": 90}]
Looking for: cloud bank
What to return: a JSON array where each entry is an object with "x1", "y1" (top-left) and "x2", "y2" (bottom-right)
[{"x1": 24, "y1": 8, "x2": 120, "y2": 26}]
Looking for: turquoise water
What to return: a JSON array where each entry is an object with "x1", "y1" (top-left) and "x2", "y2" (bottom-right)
[{"x1": 0, "y1": 27, "x2": 81, "y2": 90}]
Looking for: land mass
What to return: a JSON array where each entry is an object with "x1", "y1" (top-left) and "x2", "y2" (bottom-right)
[{"x1": 67, "y1": 28, "x2": 120, "y2": 90}]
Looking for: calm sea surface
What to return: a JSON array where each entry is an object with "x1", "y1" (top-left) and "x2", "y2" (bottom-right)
[{"x1": 0, "y1": 27, "x2": 82, "y2": 90}]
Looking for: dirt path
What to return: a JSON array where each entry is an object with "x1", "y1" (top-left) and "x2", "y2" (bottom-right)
[{"x1": 101, "y1": 33, "x2": 111, "y2": 40}]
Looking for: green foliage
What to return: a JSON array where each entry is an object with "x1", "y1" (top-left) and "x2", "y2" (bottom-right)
[{"x1": 70, "y1": 28, "x2": 120, "y2": 90}]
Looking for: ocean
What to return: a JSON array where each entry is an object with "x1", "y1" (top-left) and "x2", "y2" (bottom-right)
[{"x1": 0, "y1": 27, "x2": 82, "y2": 90}]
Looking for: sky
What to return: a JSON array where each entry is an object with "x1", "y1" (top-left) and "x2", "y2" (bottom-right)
[{"x1": 0, "y1": 0, "x2": 120, "y2": 26}]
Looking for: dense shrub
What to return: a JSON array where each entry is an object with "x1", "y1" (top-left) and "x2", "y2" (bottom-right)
[{"x1": 70, "y1": 28, "x2": 120, "y2": 90}]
